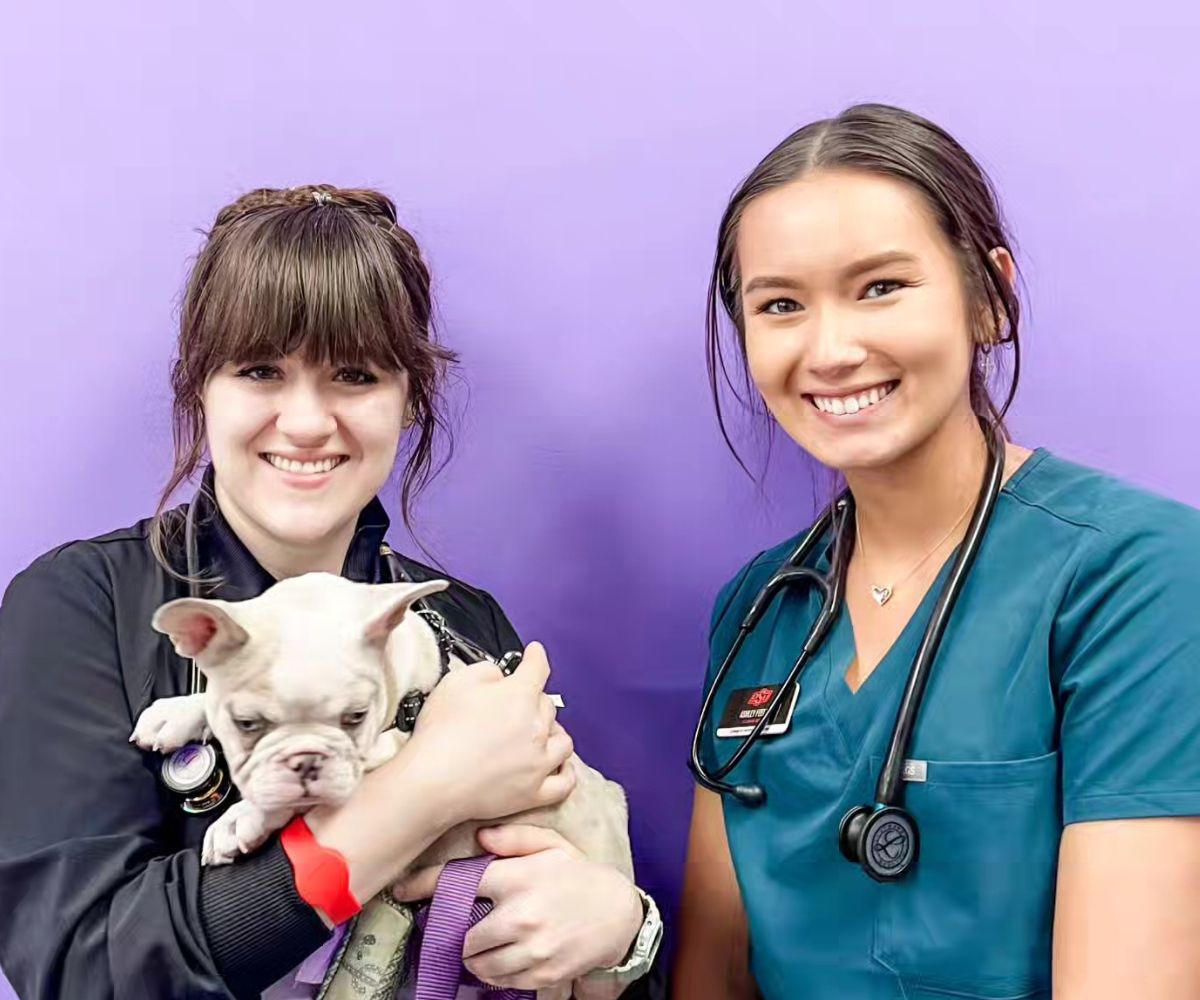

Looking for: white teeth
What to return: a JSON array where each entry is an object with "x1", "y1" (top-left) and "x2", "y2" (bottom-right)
[
  {"x1": 265, "y1": 455, "x2": 344, "y2": 475},
  {"x1": 811, "y1": 382, "x2": 896, "y2": 416}
]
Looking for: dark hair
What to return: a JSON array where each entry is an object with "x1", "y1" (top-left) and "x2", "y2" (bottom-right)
[
  {"x1": 151, "y1": 183, "x2": 456, "y2": 569},
  {"x1": 706, "y1": 103, "x2": 1021, "y2": 473}
]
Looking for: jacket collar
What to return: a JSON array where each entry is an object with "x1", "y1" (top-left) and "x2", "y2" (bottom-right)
[{"x1": 189, "y1": 465, "x2": 391, "y2": 601}]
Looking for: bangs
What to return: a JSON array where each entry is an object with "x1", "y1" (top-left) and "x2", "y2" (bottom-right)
[
  {"x1": 189, "y1": 206, "x2": 426, "y2": 373},
  {"x1": 161, "y1": 185, "x2": 455, "y2": 555}
]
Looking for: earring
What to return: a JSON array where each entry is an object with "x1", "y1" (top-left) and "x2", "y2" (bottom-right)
[{"x1": 980, "y1": 347, "x2": 995, "y2": 381}]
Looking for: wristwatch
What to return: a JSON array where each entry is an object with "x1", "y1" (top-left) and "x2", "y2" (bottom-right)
[{"x1": 585, "y1": 886, "x2": 663, "y2": 984}]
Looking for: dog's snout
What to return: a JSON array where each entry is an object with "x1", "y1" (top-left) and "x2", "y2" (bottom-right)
[{"x1": 287, "y1": 752, "x2": 324, "y2": 782}]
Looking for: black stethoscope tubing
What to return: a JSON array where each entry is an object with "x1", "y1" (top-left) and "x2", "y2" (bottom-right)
[{"x1": 689, "y1": 424, "x2": 1006, "y2": 880}]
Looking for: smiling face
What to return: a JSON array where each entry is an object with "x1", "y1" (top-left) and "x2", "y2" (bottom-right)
[
  {"x1": 736, "y1": 168, "x2": 983, "y2": 474},
  {"x1": 202, "y1": 354, "x2": 408, "y2": 560},
  {"x1": 156, "y1": 186, "x2": 457, "y2": 573}
]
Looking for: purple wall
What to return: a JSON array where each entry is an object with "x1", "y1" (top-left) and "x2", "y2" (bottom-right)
[{"x1": 3, "y1": 2, "x2": 1199, "y2": 995}]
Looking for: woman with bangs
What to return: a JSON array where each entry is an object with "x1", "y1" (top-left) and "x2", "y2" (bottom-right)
[{"x1": 0, "y1": 186, "x2": 659, "y2": 1000}]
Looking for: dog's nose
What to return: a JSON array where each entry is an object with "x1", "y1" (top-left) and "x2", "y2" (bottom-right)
[{"x1": 287, "y1": 753, "x2": 324, "y2": 782}]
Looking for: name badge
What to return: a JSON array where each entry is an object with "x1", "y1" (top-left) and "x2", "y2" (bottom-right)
[
  {"x1": 716, "y1": 683, "x2": 799, "y2": 738},
  {"x1": 902, "y1": 759, "x2": 928, "y2": 782}
]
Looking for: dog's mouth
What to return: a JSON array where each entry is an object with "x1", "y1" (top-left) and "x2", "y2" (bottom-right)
[{"x1": 236, "y1": 752, "x2": 362, "y2": 811}]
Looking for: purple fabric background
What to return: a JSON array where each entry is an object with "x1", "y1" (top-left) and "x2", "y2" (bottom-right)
[{"x1": 3, "y1": 3, "x2": 1199, "y2": 995}]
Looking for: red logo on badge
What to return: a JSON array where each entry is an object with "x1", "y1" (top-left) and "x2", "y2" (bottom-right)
[{"x1": 747, "y1": 687, "x2": 774, "y2": 708}]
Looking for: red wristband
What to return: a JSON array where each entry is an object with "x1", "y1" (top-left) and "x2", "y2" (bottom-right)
[{"x1": 280, "y1": 816, "x2": 361, "y2": 925}]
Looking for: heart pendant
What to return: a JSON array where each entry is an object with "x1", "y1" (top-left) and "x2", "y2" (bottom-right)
[{"x1": 870, "y1": 585, "x2": 893, "y2": 606}]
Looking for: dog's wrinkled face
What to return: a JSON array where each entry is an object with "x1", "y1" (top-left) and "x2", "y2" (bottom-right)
[{"x1": 153, "y1": 574, "x2": 447, "y2": 812}]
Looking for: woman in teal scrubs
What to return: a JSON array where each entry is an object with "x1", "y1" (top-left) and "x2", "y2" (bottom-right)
[{"x1": 673, "y1": 104, "x2": 1200, "y2": 999}]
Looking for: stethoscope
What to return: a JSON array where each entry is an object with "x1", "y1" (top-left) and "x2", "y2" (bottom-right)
[
  {"x1": 689, "y1": 423, "x2": 1006, "y2": 882},
  {"x1": 160, "y1": 489, "x2": 523, "y2": 815}
]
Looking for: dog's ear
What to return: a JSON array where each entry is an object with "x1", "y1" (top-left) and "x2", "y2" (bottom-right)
[
  {"x1": 364, "y1": 580, "x2": 451, "y2": 645},
  {"x1": 152, "y1": 598, "x2": 249, "y2": 663}
]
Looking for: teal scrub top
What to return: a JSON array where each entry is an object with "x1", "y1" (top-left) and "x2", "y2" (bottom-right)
[{"x1": 702, "y1": 450, "x2": 1200, "y2": 1000}]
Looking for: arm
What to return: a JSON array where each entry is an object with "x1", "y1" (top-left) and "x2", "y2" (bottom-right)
[
  {"x1": 0, "y1": 553, "x2": 571, "y2": 1000},
  {"x1": 0, "y1": 553, "x2": 308, "y2": 999},
  {"x1": 0, "y1": 552, "x2": 465, "y2": 999},
  {"x1": 1053, "y1": 817, "x2": 1200, "y2": 998},
  {"x1": 480, "y1": 588, "x2": 664, "y2": 996},
  {"x1": 306, "y1": 650, "x2": 575, "y2": 905},
  {"x1": 389, "y1": 576, "x2": 659, "y2": 997},
  {"x1": 391, "y1": 824, "x2": 646, "y2": 1000},
  {"x1": 1049, "y1": 517, "x2": 1200, "y2": 997},
  {"x1": 671, "y1": 787, "x2": 755, "y2": 1000}
]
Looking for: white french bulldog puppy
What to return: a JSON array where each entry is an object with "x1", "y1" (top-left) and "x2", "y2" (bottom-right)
[{"x1": 130, "y1": 573, "x2": 633, "y2": 886}]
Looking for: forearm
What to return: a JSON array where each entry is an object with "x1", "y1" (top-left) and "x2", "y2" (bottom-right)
[
  {"x1": 574, "y1": 970, "x2": 643, "y2": 1000},
  {"x1": 303, "y1": 744, "x2": 457, "y2": 909},
  {"x1": 196, "y1": 840, "x2": 332, "y2": 997},
  {"x1": 671, "y1": 933, "x2": 754, "y2": 1000},
  {"x1": 574, "y1": 977, "x2": 629, "y2": 999},
  {"x1": 0, "y1": 835, "x2": 326, "y2": 1000},
  {"x1": 672, "y1": 789, "x2": 755, "y2": 1000}
]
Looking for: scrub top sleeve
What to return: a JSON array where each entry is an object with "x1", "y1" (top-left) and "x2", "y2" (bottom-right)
[
  {"x1": 0, "y1": 549, "x2": 327, "y2": 1000},
  {"x1": 706, "y1": 556, "x2": 763, "y2": 677},
  {"x1": 709, "y1": 559, "x2": 761, "y2": 642},
  {"x1": 691, "y1": 556, "x2": 765, "y2": 783},
  {"x1": 1055, "y1": 521, "x2": 1200, "y2": 825}
]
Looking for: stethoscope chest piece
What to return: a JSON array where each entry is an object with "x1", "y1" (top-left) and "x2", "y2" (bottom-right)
[
  {"x1": 839, "y1": 803, "x2": 920, "y2": 882},
  {"x1": 162, "y1": 742, "x2": 231, "y2": 815}
]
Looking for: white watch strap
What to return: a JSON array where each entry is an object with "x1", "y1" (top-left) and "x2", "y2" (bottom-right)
[{"x1": 585, "y1": 886, "x2": 663, "y2": 982}]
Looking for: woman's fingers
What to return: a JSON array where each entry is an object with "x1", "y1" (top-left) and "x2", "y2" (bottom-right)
[
  {"x1": 514, "y1": 641, "x2": 550, "y2": 692},
  {"x1": 535, "y1": 764, "x2": 577, "y2": 808}
]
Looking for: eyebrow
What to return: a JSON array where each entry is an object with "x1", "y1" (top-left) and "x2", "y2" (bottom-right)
[{"x1": 742, "y1": 250, "x2": 920, "y2": 296}]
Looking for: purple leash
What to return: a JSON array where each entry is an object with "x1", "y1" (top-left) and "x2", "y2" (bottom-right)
[{"x1": 413, "y1": 854, "x2": 535, "y2": 1000}]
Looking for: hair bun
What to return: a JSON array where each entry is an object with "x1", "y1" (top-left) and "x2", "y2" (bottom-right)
[{"x1": 208, "y1": 185, "x2": 398, "y2": 231}]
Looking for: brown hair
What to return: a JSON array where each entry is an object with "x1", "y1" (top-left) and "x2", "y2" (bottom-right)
[
  {"x1": 151, "y1": 183, "x2": 455, "y2": 570},
  {"x1": 706, "y1": 103, "x2": 1021, "y2": 474}
]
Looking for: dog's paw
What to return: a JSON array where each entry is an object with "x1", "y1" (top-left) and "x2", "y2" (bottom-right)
[
  {"x1": 201, "y1": 817, "x2": 241, "y2": 866},
  {"x1": 130, "y1": 694, "x2": 208, "y2": 753},
  {"x1": 201, "y1": 801, "x2": 271, "y2": 866}
]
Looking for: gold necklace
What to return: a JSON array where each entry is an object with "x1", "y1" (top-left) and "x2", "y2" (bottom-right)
[{"x1": 856, "y1": 502, "x2": 974, "y2": 606}]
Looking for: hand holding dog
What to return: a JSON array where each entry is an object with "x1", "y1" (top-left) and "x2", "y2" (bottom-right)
[
  {"x1": 394, "y1": 823, "x2": 643, "y2": 997},
  {"x1": 406, "y1": 641, "x2": 577, "y2": 825}
]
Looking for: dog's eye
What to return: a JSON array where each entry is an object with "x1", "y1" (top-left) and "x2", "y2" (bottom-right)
[
  {"x1": 232, "y1": 716, "x2": 265, "y2": 735},
  {"x1": 341, "y1": 709, "x2": 368, "y2": 729}
]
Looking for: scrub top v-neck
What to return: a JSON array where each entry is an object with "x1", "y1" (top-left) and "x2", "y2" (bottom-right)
[{"x1": 701, "y1": 450, "x2": 1200, "y2": 999}]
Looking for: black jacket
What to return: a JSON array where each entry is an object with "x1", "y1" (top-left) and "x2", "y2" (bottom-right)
[{"x1": 0, "y1": 486, "x2": 524, "y2": 1000}]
